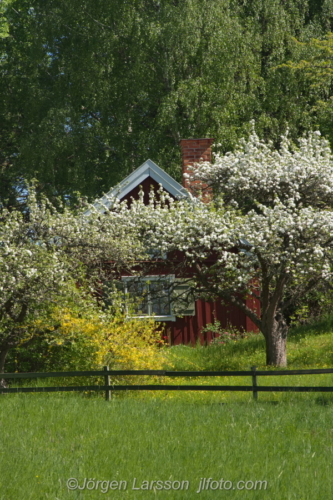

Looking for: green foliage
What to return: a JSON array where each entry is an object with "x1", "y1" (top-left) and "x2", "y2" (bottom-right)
[
  {"x1": 286, "y1": 285, "x2": 333, "y2": 326},
  {"x1": 269, "y1": 32, "x2": 333, "y2": 145},
  {"x1": 2, "y1": 0, "x2": 331, "y2": 206},
  {"x1": 201, "y1": 321, "x2": 246, "y2": 345},
  {"x1": 0, "y1": 0, "x2": 13, "y2": 39}
]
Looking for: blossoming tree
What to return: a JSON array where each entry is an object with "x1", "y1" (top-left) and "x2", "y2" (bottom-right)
[
  {"x1": 111, "y1": 128, "x2": 333, "y2": 366},
  {"x1": 185, "y1": 129, "x2": 333, "y2": 365},
  {"x1": 0, "y1": 189, "x2": 144, "y2": 375}
]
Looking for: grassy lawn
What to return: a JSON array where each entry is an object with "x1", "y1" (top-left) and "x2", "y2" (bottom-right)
[
  {"x1": 2, "y1": 316, "x2": 333, "y2": 499},
  {"x1": 1, "y1": 395, "x2": 333, "y2": 500}
]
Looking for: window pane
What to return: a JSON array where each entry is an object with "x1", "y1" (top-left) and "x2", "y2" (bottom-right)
[
  {"x1": 126, "y1": 281, "x2": 149, "y2": 315},
  {"x1": 149, "y1": 281, "x2": 171, "y2": 315}
]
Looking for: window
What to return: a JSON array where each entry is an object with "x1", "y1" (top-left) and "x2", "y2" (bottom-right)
[{"x1": 121, "y1": 275, "x2": 176, "y2": 321}]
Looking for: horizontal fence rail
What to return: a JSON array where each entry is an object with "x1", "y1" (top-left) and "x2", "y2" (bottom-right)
[{"x1": 2, "y1": 366, "x2": 333, "y2": 400}]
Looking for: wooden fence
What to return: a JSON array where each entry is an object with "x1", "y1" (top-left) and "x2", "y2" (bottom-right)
[{"x1": 2, "y1": 367, "x2": 333, "y2": 401}]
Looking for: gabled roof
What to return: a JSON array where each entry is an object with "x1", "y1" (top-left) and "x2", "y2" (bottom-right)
[{"x1": 86, "y1": 159, "x2": 191, "y2": 214}]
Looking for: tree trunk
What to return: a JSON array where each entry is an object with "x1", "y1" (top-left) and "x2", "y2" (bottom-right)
[
  {"x1": 0, "y1": 349, "x2": 9, "y2": 389},
  {"x1": 262, "y1": 311, "x2": 288, "y2": 367}
]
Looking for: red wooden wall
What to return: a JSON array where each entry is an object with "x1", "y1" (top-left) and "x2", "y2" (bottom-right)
[{"x1": 165, "y1": 296, "x2": 260, "y2": 346}]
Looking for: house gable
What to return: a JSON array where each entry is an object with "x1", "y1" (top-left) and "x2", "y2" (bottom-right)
[{"x1": 86, "y1": 159, "x2": 191, "y2": 213}]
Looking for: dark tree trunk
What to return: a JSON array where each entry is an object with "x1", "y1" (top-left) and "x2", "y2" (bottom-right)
[
  {"x1": 0, "y1": 349, "x2": 9, "y2": 373},
  {"x1": 0, "y1": 349, "x2": 9, "y2": 389},
  {"x1": 262, "y1": 311, "x2": 288, "y2": 366}
]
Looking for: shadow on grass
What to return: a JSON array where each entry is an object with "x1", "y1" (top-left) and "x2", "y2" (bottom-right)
[
  {"x1": 314, "y1": 395, "x2": 333, "y2": 406},
  {"x1": 288, "y1": 314, "x2": 333, "y2": 340}
]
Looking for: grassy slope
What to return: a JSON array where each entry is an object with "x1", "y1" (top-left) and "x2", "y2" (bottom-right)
[
  {"x1": 165, "y1": 314, "x2": 333, "y2": 372},
  {"x1": 141, "y1": 314, "x2": 333, "y2": 404},
  {"x1": 2, "y1": 316, "x2": 333, "y2": 500}
]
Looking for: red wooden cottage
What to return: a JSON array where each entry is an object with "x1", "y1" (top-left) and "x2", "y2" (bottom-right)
[{"x1": 89, "y1": 139, "x2": 260, "y2": 345}]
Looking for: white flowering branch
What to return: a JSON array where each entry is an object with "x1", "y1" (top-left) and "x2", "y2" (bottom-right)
[{"x1": 110, "y1": 129, "x2": 333, "y2": 366}]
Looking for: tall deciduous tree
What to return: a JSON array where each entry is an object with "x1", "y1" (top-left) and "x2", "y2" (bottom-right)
[
  {"x1": 276, "y1": 32, "x2": 333, "y2": 145},
  {"x1": 1, "y1": 0, "x2": 319, "y2": 206}
]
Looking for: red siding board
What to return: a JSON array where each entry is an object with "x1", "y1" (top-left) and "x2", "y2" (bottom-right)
[{"x1": 167, "y1": 296, "x2": 260, "y2": 346}]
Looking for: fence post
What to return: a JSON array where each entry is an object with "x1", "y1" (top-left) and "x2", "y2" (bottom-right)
[
  {"x1": 104, "y1": 365, "x2": 111, "y2": 401},
  {"x1": 251, "y1": 366, "x2": 258, "y2": 401}
]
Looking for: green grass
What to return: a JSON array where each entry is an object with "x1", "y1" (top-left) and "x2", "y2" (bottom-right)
[
  {"x1": 128, "y1": 314, "x2": 333, "y2": 404},
  {"x1": 2, "y1": 315, "x2": 333, "y2": 499},
  {"x1": 164, "y1": 313, "x2": 333, "y2": 372},
  {"x1": 1, "y1": 395, "x2": 333, "y2": 500}
]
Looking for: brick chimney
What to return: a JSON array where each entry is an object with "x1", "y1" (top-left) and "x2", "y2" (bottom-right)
[{"x1": 180, "y1": 138, "x2": 214, "y2": 202}]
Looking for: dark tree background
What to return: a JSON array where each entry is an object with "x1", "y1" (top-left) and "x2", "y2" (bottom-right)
[{"x1": 1, "y1": 0, "x2": 333, "y2": 207}]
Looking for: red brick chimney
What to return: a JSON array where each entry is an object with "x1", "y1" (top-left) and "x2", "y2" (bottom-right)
[{"x1": 180, "y1": 138, "x2": 214, "y2": 202}]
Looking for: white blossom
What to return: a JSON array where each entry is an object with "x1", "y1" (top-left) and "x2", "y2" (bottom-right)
[{"x1": 104, "y1": 128, "x2": 333, "y2": 365}]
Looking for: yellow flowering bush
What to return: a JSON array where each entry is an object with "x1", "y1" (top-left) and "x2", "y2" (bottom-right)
[
  {"x1": 6, "y1": 282, "x2": 170, "y2": 379},
  {"x1": 48, "y1": 306, "x2": 166, "y2": 371}
]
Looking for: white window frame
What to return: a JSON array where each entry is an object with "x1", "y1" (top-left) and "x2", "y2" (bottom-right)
[{"x1": 121, "y1": 275, "x2": 176, "y2": 321}]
